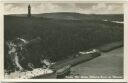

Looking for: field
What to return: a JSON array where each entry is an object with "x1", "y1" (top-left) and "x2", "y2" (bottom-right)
[
  {"x1": 4, "y1": 12, "x2": 123, "y2": 72},
  {"x1": 5, "y1": 13, "x2": 123, "y2": 58}
]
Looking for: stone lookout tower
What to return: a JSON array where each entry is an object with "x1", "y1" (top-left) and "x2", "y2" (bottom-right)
[{"x1": 28, "y1": 4, "x2": 31, "y2": 17}]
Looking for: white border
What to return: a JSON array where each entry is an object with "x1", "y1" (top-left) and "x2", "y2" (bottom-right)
[
  {"x1": 0, "y1": 0, "x2": 127, "y2": 3},
  {"x1": 124, "y1": 3, "x2": 128, "y2": 82},
  {"x1": 0, "y1": 3, "x2": 4, "y2": 80},
  {"x1": 0, "y1": 1, "x2": 128, "y2": 82}
]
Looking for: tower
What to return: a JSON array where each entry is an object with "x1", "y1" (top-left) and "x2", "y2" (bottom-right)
[{"x1": 28, "y1": 4, "x2": 31, "y2": 17}]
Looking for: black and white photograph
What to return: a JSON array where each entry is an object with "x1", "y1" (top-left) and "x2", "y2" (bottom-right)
[{"x1": 4, "y1": 2, "x2": 124, "y2": 79}]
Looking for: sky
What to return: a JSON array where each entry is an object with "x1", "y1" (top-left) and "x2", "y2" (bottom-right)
[{"x1": 4, "y1": 3, "x2": 123, "y2": 14}]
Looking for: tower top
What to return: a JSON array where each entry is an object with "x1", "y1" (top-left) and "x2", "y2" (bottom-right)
[
  {"x1": 28, "y1": 4, "x2": 31, "y2": 8},
  {"x1": 28, "y1": 4, "x2": 31, "y2": 17}
]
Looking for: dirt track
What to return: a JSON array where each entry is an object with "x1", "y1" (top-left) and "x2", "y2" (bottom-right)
[
  {"x1": 34, "y1": 47, "x2": 123, "y2": 79},
  {"x1": 69, "y1": 47, "x2": 123, "y2": 79}
]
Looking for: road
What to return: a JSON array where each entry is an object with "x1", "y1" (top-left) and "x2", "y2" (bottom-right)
[
  {"x1": 68, "y1": 47, "x2": 123, "y2": 79},
  {"x1": 33, "y1": 47, "x2": 123, "y2": 79}
]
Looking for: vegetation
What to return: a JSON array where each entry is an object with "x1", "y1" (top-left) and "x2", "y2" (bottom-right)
[{"x1": 4, "y1": 13, "x2": 123, "y2": 71}]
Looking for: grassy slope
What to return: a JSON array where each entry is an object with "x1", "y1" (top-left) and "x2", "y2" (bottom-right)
[{"x1": 4, "y1": 13, "x2": 123, "y2": 61}]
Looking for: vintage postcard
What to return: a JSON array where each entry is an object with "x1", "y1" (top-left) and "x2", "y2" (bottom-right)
[{"x1": 0, "y1": 1, "x2": 127, "y2": 80}]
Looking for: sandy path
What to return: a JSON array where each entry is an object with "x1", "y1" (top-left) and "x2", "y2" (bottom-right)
[{"x1": 69, "y1": 47, "x2": 123, "y2": 79}]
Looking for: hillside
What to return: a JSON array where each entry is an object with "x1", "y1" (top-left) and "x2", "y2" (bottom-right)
[{"x1": 4, "y1": 13, "x2": 123, "y2": 61}]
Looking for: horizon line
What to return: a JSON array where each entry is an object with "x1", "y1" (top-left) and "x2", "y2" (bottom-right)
[{"x1": 4, "y1": 12, "x2": 124, "y2": 15}]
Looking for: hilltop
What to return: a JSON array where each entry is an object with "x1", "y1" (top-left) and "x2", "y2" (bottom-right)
[{"x1": 6, "y1": 12, "x2": 123, "y2": 21}]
